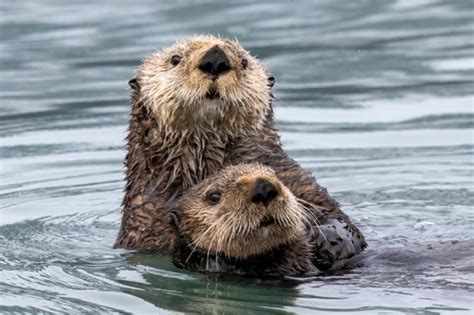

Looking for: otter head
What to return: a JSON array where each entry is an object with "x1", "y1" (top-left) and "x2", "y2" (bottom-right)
[
  {"x1": 131, "y1": 36, "x2": 275, "y2": 133},
  {"x1": 177, "y1": 164, "x2": 304, "y2": 260}
]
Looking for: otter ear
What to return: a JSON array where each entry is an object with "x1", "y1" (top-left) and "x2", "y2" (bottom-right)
[
  {"x1": 128, "y1": 78, "x2": 140, "y2": 90},
  {"x1": 267, "y1": 75, "x2": 275, "y2": 88}
]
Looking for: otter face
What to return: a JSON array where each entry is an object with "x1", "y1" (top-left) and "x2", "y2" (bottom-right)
[
  {"x1": 178, "y1": 164, "x2": 304, "y2": 260},
  {"x1": 134, "y1": 36, "x2": 273, "y2": 132}
]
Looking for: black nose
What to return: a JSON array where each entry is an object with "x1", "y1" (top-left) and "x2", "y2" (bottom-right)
[
  {"x1": 251, "y1": 178, "x2": 278, "y2": 207},
  {"x1": 198, "y1": 46, "x2": 231, "y2": 79}
]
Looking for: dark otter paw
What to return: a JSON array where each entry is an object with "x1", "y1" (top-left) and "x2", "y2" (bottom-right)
[{"x1": 310, "y1": 218, "x2": 364, "y2": 270}]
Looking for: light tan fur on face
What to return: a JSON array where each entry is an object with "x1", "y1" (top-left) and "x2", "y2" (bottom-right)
[
  {"x1": 179, "y1": 164, "x2": 305, "y2": 259},
  {"x1": 136, "y1": 36, "x2": 271, "y2": 134}
]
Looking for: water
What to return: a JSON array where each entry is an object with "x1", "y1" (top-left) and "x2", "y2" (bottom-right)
[{"x1": 1, "y1": 0, "x2": 473, "y2": 313}]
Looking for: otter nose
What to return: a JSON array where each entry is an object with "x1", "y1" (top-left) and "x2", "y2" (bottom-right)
[
  {"x1": 251, "y1": 178, "x2": 278, "y2": 207},
  {"x1": 198, "y1": 46, "x2": 231, "y2": 79}
]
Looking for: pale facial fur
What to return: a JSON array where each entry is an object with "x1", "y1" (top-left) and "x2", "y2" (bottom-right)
[
  {"x1": 179, "y1": 164, "x2": 305, "y2": 259},
  {"x1": 135, "y1": 36, "x2": 272, "y2": 134}
]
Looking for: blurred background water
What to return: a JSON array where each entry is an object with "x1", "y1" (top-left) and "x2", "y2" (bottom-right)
[{"x1": 0, "y1": 0, "x2": 473, "y2": 313}]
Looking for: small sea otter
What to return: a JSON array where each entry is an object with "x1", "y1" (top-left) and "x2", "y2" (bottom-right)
[
  {"x1": 173, "y1": 163, "x2": 364, "y2": 275},
  {"x1": 114, "y1": 36, "x2": 366, "y2": 269}
]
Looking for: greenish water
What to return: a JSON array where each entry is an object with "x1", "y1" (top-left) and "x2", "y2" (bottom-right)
[{"x1": 1, "y1": 0, "x2": 473, "y2": 314}]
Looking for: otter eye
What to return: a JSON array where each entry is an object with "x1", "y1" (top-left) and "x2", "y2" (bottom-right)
[
  {"x1": 171, "y1": 55, "x2": 181, "y2": 66},
  {"x1": 207, "y1": 192, "x2": 221, "y2": 205},
  {"x1": 241, "y1": 59, "x2": 248, "y2": 69}
]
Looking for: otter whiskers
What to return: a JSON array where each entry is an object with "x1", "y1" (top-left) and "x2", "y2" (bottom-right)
[
  {"x1": 186, "y1": 213, "x2": 231, "y2": 264},
  {"x1": 296, "y1": 199, "x2": 328, "y2": 242}
]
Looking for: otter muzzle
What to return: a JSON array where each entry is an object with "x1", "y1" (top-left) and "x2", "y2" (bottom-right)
[
  {"x1": 198, "y1": 46, "x2": 231, "y2": 80},
  {"x1": 251, "y1": 178, "x2": 278, "y2": 207}
]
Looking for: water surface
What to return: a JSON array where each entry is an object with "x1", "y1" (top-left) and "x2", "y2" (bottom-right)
[{"x1": 1, "y1": 0, "x2": 473, "y2": 313}]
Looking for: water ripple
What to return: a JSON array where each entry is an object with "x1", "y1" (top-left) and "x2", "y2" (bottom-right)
[{"x1": 0, "y1": 0, "x2": 473, "y2": 313}]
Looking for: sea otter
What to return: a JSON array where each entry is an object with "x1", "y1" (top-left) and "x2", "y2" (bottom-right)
[
  {"x1": 173, "y1": 163, "x2": 364, "y2": 275},
  {"x1": 114, "y1": 35, "x2": 366, "y2": 268}
]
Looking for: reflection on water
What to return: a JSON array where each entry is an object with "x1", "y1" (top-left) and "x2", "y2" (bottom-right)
[{"x1": 0, "y1": 0, "x2": 473, "y2": 313}]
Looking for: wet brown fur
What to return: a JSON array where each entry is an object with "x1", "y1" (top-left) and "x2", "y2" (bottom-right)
[{"x1": 114, "y1": 36, "x2": 366, "y2": 270}]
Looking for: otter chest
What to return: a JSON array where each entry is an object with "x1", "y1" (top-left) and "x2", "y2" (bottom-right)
[{"x1": 148, "y1": 134, "x2": 228, "y2": 195}]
